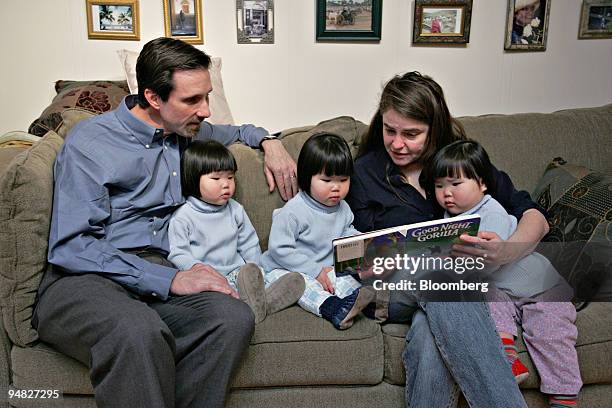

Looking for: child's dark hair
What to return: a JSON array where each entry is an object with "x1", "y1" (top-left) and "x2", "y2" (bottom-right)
[
  {"x1": 297, "y1": 133, "x2": 354, "y2": 195},
  {"x1": 181, "y1": 140, "x2": 237, "y2": 198},
  {"x1": 424, "y1": 139, "x2": 496, "y2": 193}
]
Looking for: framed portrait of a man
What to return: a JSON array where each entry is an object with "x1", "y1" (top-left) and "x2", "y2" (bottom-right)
[
  {"x1": 504, "y1": 0, "x2": 551, "y2": 51},
  {"x1": 163, "y1": 0, "x2": 203, "y2": 44}
]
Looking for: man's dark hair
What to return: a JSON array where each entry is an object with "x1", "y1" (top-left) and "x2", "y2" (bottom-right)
[
  {"x1": 181, "y1": 140, "x2": 237, "y2": 198},
  {"x1": 297, "y1": 133, "x2": 354, "y2": 196},
  {"x1": 422, "y1": 139, "x2": 496, "y2": 195},
  {"x1": 136, "y1": 37, "x2": 211, "y2": 108}
]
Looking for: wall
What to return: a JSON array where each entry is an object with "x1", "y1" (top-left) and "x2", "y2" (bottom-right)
[{"x1": 0, "y1": 0, "x2": 611, "y2": 136}]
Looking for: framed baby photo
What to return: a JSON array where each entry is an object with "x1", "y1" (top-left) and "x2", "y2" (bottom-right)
[
  {"x1": 316, "y1": 0, "x2": 382, "y2": 42},
  {"x1": 504, "y1": 0, "x2": 551, "y2": 51},
  {"x1": 236, "y1": 0, "x2": 275, "y2": 44},
  {"x1": 86, "y1": 0, "x2": 140, "y2": 40},
  {"x1": 412, "y1": 0, "x2": 473, "y2": 45},
  {"x1": 578, "y1": 0, "x2": 612, "y2": 39},
  {"x1": 163, "y1": 0, "x2": 204, "y2": 44}
]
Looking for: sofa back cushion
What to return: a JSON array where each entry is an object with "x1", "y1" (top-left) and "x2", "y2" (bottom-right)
[
  {"x1": 0, "y1": 131, "x2": 63, "y2": 346},
  {"x1": 458, "y1": 104, "x2": 612, "y2": 192},
  {"x1": 232, "y1": 116, "x2": 367, "y2": 249}
]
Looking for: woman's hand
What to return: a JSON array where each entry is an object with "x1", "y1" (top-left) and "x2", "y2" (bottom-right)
[
  {"x1": 454, "y1": 231, "x2": 507, "y2": 266},
  {"x1": 317, "y1": 266, "x2": 335, "y2": 294}
]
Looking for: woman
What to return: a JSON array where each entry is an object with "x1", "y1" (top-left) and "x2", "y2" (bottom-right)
[{"x1": 346, "y1": 72, "x2": 549, "y2": 407}]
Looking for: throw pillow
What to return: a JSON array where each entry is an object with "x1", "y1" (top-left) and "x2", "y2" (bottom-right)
[
  {"x1": 0, "y1": 131, "x2": 64, "y2": 346},
  {"x1": 116, "y1": 49, "x2": 235, "y2": 125},
  {"x1": 532, "y1": 158, "x2": 612, "y2": 302},
  {"x1": 28, "y1": 80, "x2": 129, "y2": 137},
  {"x1": 56, "y1": 109, "x2": 97, "y2": 139}
]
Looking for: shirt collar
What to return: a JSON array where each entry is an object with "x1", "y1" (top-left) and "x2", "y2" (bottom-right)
[
  {"x1": 299, "y1": 191, "x2": 340, "y2": 214},
  {"x1": 119, "y1": 95, "x2": 166, "y2": 146},
  {"x1": 186, "y1": 196, "x2": 228, "y2": 213}
]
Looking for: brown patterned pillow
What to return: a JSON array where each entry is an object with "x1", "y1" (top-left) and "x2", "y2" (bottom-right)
[
  {"x1": 532, "y1": 158, "x2": 612, "y2": 302},
  {"x1": 28, "y1": 80, "x2": 129, "y2": 137}
]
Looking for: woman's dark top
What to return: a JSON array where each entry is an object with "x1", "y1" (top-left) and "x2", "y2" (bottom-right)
[{"x1": 346, "y1": 148, "x2": 543, "y2": 233}]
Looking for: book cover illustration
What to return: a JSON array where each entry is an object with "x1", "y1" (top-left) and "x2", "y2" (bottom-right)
[{"x1": 333, "y1": 214, "x2": 481, "y2": 276}]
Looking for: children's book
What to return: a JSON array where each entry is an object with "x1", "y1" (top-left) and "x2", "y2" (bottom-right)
[{"x1": 333, "y1": 214, "x2": 480, "y2": 276}]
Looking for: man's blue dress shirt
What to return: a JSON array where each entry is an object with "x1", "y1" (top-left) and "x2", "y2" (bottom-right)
[{"x1": 47, "y1": 96, "x2": 267, "y2": 300}]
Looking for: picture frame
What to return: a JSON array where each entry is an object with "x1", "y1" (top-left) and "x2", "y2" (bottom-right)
[
  {"x1": 316, "y1": 0, "x2": 382, "y2": 42},
  {"x1": 412, "y1": 0, "x2": 473, "y2": 45},
  {"x1": 578, "y1": 0, "x2": 612, "y2": 39},
  {"x1": 86, "y1": 0, "x2": 140, "y2": 40},
  {"x1": 236, "y1": 0, "x2": 274, "y2": 44},
  {"x1": 504, "y1": 0, "x2": 551, "y2": 51},
  {"x1": 163, "y1": 0, "x2": 204, "y2": 44}
]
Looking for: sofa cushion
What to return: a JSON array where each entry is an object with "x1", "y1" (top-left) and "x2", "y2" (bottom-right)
[
  {"x1": 12, "y1": 306, "x2": 383, "y2": 392},
  {"x1": 381, "y1": 302, "x2": 612, "y2": 388},
  {"x1": 117, "y1": 49, "x2": 235, "y2": 125},
  {"x1": 532, "y1": 158, "x2": 612, "y2": 302},
  {"x1": 28, "y1": 81, "x2": 129, "y2": 137},
  {"x1": 0, "y1": 131, "x2": 63, "y2": 346},
  {"x1": 232, "y1": 116, "x2": 367, "y2": 249}
]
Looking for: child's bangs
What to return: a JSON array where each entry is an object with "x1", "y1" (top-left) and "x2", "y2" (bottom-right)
[
  {"x1": 202, "y1": 154, "x2": 238, "y2": 174},
  {"x1": 320, "y1": 151, "x2": 354, "y2": 177},
  {"x1": 433, "y1": 156, "x2": 478, "y2": 181}
]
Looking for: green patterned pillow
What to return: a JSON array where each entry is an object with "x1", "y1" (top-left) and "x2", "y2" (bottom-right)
[{"x1": 532, "y1": 158, "x2": 612, "y2": 302}]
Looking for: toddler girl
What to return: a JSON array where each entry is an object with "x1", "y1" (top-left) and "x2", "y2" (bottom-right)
[
  {"x1": 426, "y1": 139, "x2": 582, "y2": 407},
  {"x1": 262, "y1": 133, "x2": 375, "y2": 329},
  {"x1": 168, "y1": 140, "x2": 304, "y2": 323}
]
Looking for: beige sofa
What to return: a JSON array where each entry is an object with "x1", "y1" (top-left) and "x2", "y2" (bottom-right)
[{"x1": 1, "y1": 102, "x2": 611, "y2": 407}]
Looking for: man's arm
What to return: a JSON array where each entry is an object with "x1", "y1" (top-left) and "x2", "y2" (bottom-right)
[
  {"x1": 198, "y1": 123, "x2": 298, "y2": 200},
  {"x1": 48, "y1": 142, "x2": 177, "y2": 299}
]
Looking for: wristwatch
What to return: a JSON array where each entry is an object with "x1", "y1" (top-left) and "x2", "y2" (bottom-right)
[{"x1": 258, "y1": 133, "x2": 279, "y2": 150}]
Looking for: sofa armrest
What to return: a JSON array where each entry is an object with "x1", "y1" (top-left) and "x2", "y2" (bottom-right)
[{"x1": 0, "y1": 310, "x2": 12, "y2": 408}]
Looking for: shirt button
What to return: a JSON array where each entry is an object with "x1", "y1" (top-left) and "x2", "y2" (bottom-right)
[
  {"x1": 172, "y1": 171, "x2": 177, "y2": 176},
  {"x1": 153, "y1": 231, "x2": 157, "y2": 236},
  {"x1": 151, "y1": 292, "x2": 158, "y2": 297},
  {"x1": 145, "y1": 144, "x2": 150, "y2": 149}
]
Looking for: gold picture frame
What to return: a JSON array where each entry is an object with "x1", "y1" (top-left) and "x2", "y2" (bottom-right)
[
  {"x1": 578, "y1": 0, "x2": 612, "y2": 39},
  {"x1": 86, "y1": 0, "x2": 140, "y2": 40},
  {"x1": 163, "y1": 0, "x2": 204, "y2": 44}
]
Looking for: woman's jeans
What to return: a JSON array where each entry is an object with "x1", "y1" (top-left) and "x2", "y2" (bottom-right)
[{"x1": 389, "y1": 297, "x2": 527, "y2": 408}]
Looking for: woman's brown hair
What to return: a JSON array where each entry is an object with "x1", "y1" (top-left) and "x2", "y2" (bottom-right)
[{"x1": 357, "y1": 71, "x2": 466, "y2": 164}]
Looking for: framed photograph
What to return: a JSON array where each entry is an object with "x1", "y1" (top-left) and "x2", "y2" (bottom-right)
[
  {"x1": 236, "y1": 0, "x2": 274, "y2": 44},
  {"x1": 86, "y1": 0, "x2": 140, "y2": 40},
  {"x1": 504, "y1": 0, "x2": 551, "y2": 51},
  {"x1": 163, "y1": 0, "x2": 204, "y2": 44},
  {"x1": 412, "y1": 0, "x2": 473, "y2": 44},
  {"x1": 579, "y1": 0, "x2": 612, "y2": 39},
  {"x1": 316, "y1": 0, "x2": 382, "y2": 42}
]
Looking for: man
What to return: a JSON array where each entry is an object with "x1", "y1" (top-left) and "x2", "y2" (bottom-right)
[
  {"x1": 176, "y1": 0, "x2": 195, "y2": 32},
  {"x1": 33, "y1": 37, "x2": 296, "y2": 408}
]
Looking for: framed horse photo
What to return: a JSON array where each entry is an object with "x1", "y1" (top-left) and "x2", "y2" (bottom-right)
[{"x1": 316, "y1": 0, "x2": 382, "y2": 42}]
